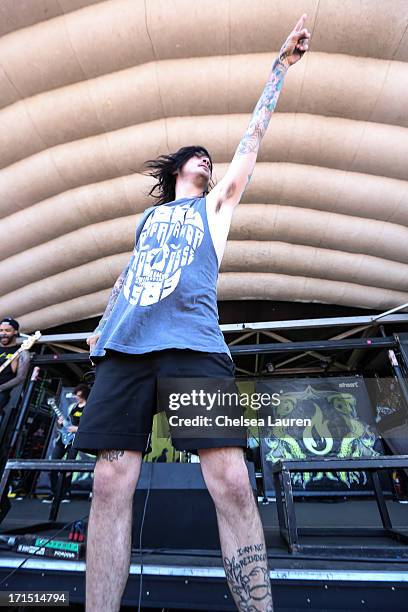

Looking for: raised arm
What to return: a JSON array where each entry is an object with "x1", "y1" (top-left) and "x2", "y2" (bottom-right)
[{"x1": 207, "y1": 14, "x2": 310, "y2": 211}]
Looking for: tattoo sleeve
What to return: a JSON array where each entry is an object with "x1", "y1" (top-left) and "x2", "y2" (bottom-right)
[
  {"x1": 0, "y1": 350, "x2": 30, "y2": 392},
  {"x1": 236, "y1": 57, "x2": 287, "y2": 158},
  {"x1": 94, "y1": 263, "x2": 130, "y2": 335},
  {"x1": 223, "y1": 542, "x2": 273, "y2": 611}
]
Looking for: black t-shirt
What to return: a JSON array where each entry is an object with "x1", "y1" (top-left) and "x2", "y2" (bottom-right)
[
  {"x1": 70, "y1": 403, "x2": 85, "y2": 426},
  {"x1": 0, "y1": 345, "x2": 19, "y2": 386}
]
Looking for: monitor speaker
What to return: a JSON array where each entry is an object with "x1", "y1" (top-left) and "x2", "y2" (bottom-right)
[{"x1": 132, "y1": 461, "x2": 256, "y2": 550}]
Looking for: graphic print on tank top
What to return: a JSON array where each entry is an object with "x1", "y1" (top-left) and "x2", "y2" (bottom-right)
[{"x1": 123, "y1": 204, "x2": 204, "y2": 307}]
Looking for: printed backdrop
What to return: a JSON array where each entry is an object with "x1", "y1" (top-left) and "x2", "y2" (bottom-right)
[{"x1": 256, "y1": 376, "x2": 384, "y2": 493}]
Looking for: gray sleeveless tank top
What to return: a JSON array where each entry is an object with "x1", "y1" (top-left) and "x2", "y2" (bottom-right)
[{"x1": 91, "y1": 195, "x2": 231, "y2": 358}]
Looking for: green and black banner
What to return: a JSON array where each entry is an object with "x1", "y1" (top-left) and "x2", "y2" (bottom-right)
[{"x1": 256, "y1": 376, "x2": 383, "y2": 493}]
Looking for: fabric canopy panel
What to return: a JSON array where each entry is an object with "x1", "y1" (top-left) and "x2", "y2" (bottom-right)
[{"x1": 1, "y1": 0, "x2": 408, "y2": 330}]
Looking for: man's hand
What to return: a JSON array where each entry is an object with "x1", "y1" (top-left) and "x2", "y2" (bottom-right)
[
  {"x1": 68, "y1": 425, "x2": 78, "y2": 433},
  {"x1": 57, "y1": 416, "x2": 64, "y2": 425},
  {"x1": 87, "y1": 333, "x2": 100, "y2": 352},
  {"x1": 279, "y1": 14, "x2": 311, "y2": 68}
]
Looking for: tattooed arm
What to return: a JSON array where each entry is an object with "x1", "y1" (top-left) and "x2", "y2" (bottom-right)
[
  {"x1": 87, "y1": 263, "x2": 130, "y2": 351},
  {"x1": 0, "y1": 350, "x2": 30, "y2": 392},
  {"x1": 207, "y1": 14, "x2": 310, "y2": 212}
]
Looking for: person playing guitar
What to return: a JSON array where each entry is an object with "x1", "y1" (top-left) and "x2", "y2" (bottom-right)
[
  {"x1": 0, "y1": 317, "x2": 30, "y2": 419},
  {"x1": 43, "y1": 384, "x2": 90, "y2": 503}
]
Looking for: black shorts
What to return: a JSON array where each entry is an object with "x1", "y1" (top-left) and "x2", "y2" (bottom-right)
[{"x1": 73, "y1": 349, "x2": 246, "y2": 455}]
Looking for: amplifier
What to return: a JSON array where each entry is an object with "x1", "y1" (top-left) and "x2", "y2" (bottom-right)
[{"x1": 132, "y1": 462, "x2": 256, "y2": 550}]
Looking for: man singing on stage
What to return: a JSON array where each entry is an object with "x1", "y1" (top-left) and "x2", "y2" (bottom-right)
[{"x1": 74, "y1": 15, "x2": 310, "y2": 611}]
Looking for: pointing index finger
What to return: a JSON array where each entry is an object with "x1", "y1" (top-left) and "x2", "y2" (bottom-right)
[{"x1": 294, "y1": 13, "x2": 307, "y2": 32}]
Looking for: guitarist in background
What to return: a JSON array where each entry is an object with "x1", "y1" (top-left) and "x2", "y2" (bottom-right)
[
  {"x1": 0, "y1": 317, "x2": 30, "y2": 419},
  {"x1": 44, "y1": 384, "x2": 90, "y2": 503}
]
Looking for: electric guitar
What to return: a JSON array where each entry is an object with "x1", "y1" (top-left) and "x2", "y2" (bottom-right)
[
  {"x1": 47, "y1": 397, "x2": 76, "y2": 447},
  {"x1": 0, "y1": 331, "x2": 41, "y2": 375}
]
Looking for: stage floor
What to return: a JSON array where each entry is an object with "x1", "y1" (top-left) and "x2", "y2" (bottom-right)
[
  {"x1": 2, "y1": 495, "x2": 408, "y2": 526},
  {"x1": 1, "y1": 497, "x2": 407, "y2": 611}
]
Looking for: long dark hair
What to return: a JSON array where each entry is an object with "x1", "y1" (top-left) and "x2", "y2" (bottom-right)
[
  {"x1": 144, "y1": 145, "x2": 214, "y2": 206},
  {"x1": 74, "y1": 383, "x2": 90, "y2": 400}
]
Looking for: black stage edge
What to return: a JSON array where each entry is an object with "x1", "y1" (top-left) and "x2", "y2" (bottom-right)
[{"x1": 1, "y1": 553, "x2": 407, "y2": 611}]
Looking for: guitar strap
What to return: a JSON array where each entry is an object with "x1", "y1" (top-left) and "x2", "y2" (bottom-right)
[{"x1": 0, "y1": 345, "x2": 20, "y2": 379}]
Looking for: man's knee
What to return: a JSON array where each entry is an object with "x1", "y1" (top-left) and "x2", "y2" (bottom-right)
[
  {"x1": 199, "y1": 447, "x2": 253, "y2": 508},
  {"x1": 92, "y1": 450, "x2": 142, "y2": 503}
]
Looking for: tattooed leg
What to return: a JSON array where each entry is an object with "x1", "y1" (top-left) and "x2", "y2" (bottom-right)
[
  {"x1": 86, "y1": 450, "x2": 142, "y2": 612},
  {"x1": 98, "y1": 450, "x2": 125, "y2": 462},
  {"x1": 199, "y1": 448, "x2": 273, "y2": 612},
  {"x1": 224, "y1": 542, "x2": 273, "y2": 612}
]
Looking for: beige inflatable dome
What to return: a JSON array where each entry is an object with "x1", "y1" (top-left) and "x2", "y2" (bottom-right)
[{"x1": 1, "y1": 0, "x2": 408, "y2": 330}]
